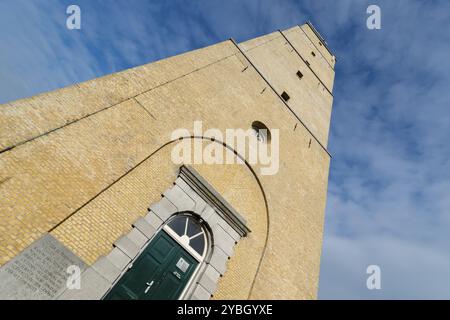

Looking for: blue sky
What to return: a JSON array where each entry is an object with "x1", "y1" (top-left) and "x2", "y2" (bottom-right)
[{"x1": 1, "y1": 0, "x2": 450, "y2": 299}]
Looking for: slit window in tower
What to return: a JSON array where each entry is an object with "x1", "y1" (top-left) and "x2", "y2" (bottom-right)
[{"x1": 281, "y1": 91, "x2": 290, "y2": 102}]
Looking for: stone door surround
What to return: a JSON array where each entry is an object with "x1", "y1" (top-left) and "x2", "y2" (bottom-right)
[{"x1": 58, "y1": 165, "x2": 250, "y2": 300}]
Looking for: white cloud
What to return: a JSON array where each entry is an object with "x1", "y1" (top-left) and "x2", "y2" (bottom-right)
[{"x1": 318, "y1": 0, "x2": 450, "y2": 298}]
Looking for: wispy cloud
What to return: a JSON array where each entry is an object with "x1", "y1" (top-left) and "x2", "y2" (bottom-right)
[{"x1": 0, "y1": 0, "x2": 309, "y2": 103}]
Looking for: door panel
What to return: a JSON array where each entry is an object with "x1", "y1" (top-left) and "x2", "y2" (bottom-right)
[
  {"x1": 151, "y1": 235, "x2": 177, "y2": 263},
  {"x1": 148, "y1": 246, "x2": 198, "y2": 300},
  {"x1": 104, "y1": 230, "x2": 199, "y2": 300}
]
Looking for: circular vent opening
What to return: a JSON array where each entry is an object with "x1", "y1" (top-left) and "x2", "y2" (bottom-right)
[{"x1": 251, "y1": 121, "x2": 271, "y2": 143}]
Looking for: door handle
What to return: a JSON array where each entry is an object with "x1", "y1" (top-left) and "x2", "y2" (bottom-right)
[{"x1": 144, "y1": 280, "x2": 154, "y2": 294}]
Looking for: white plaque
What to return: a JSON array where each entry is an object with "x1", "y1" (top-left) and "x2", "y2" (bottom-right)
[
  {"x1": 0, "y1": 234, "x2": 87, "y2": 300},
  {"x1": 176, "y1": 257, "x2": 190, "y2": 273}
]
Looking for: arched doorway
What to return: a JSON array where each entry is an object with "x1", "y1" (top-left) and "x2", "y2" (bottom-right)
[{"x1": 104, "y1": 214, "x2": 208, "y2": 300}]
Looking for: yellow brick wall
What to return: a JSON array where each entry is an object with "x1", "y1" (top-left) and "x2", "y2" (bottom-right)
[
  {"x1": 0, "y1": 23, "x2": 334, "y2": 299},
  {"x1": 283, "y1": 26, "x2": 335, "y2": 92}
]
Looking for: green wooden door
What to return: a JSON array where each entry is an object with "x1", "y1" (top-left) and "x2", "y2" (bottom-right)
[{"x1": 104, "y1": 230, "x2": 198, "y2": 300}]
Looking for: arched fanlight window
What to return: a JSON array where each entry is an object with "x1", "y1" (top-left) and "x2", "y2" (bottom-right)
[{"x1": 163, "y1": 215, "x2": 207, "y2": 261}]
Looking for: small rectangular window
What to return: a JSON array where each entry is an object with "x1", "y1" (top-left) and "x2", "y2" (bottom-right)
[
  {"x1": 281, "y1": 91, "x2": 290, "y2": 102},
  {"x1": 296, "y1": 71, "x2": 303, "y2": 79},
  {"x1": 305, "y1": 60, "x2": 310, "y2": 66},
  {"x1": 311, "y1": 51, "x2": 316, "y2": 57}
]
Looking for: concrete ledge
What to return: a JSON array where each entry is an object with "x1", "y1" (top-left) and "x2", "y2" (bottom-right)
[
  {"x1": 175, "y1": 177, "x2": 208, "y2": 213},
  {"x1": 149, "y1": 197, "x2": 178, "y2": 221},
  {"x1": 209, "y1": 246, "x2": 229, "y2": 275},
  {"x1": 92, "y1": 256, "x2": 122, "y2": 284},
  {"x1": 86, "y1": 165, "x2": 251, "y2": 301},
  {"x1": 163, "y1": 185, "x2": 196, "y2": 212},
  {"x1": 106, "y1": 247, "x2": 131, "y2": 270},
  {"x1": 191, "y1": 284, "x2": 211, "y2": 300},
  {"x1": 178, "y1": 165, "x2": 251, "y2": 237},
  {"x1": 133, "y1": 217, "x2": 157, "y2": 239},
  {"x1": 127, "y1": 228, "x2": 148, "y2": 248},
  {"x1": 217, "y1": 218, "x2": 241, "y2": 242},
  {"x1": 198, "y1": 265, "x2": 221, "y2": 294},
  {"x1": 144, "y1": 211, "x2": 164, "y2": 230}
]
